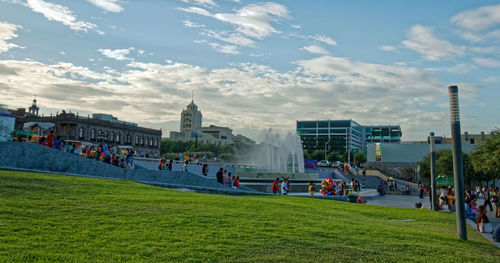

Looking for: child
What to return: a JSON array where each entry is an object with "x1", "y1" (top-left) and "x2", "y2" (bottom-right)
[{"x1": 308, "y1": 182, "x2": 315, "y2": 195}]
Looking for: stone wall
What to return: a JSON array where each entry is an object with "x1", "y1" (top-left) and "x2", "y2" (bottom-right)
[
  {"x1": 0, "y1": 142, "x2": 257, "y2": 194},
  {"x1": 366, "y1": 162, "x2": 418, "y2": 182}
]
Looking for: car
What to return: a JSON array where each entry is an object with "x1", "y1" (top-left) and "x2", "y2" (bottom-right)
[
  {"x1": 331, "y1": 161, "x2": 342, "y2": 168},
  {"x1": 318, "y1": 160, "x2": 330, "y2": 167}
]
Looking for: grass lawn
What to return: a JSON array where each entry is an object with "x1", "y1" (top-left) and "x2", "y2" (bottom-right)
[{"x1": 0, "y1": 170, "x2": 498, "y2": 262}]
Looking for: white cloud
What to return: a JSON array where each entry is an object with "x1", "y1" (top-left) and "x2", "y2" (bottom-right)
[
  {"x1": 25, "y1": 0, "x2": 97, "y2": 32},
  {"x1": 380, "y1": 45, "x2": 398, "y2": 52},
  {"x1": 451, "y1": 4, "x2": 500, "y2": 42},
  {"x1": 301, "y1": 45, "x2": 329, "y2": 55},
  {"x1": 179, "y1": 2, "x2": 289, "y2": 55},
  {"x1": 402, "y1": 25, "x2": 466, "y2": 61},
  {"x1": 0, "y1": 55, "x2": 484, "y2": 140},
  {"x1": 473, "y1": 57, "x2": 500, "y2": 68},
  {"x1": 201, "y1": 30, "x2": 254, "y2": 47},
  {"x1": 182, "y1": 20, "x2": 205, "y2": 28},
  {"x1": 178, "y1": 6, "x2": 212, "y2": 16},
  {"x1": 97, "y1": 47, "x2": 134, "y2": 60},
  {"x1": 86, "y1": 0, "x2": 124, "y2": 13},
  {"x1": 291, "y1": 24, "x2": 301, "y2": 29},
  {"x1": 0, "y1": 22, "x2": 22, "y2": 53},
  {"x1": 212, "y1": 2, "x2": 289, "y2": 39},
  {"x1": 309, "y1": 35, "x2": 337, "y2": 46},
  {"x1": 451, "y1": 4, "x2": 500, "y2": 31},
  {"x1": 208, "y1": 43, "x2": 239, "y2": 54},
  {"x1": 181, "y1": 0, "x2": 217, "y2": 7}
]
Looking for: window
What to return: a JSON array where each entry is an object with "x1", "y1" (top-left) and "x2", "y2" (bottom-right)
[
  {"x1": 140, "y1": 136, "x2": 144, "y2": 145},
  {"x1": 110, "y1": 132, "x2": 114, "y2": 142},
  {"x1": 104, "y1": 131, "x2": 108, "y2": 141},
  {"x1": 127, "y1": 134, "x2": 131, "y2": 144},
  {"x1": 97, "y1": 130, "x2": 102, "y2": 141},
  {"x1": 135, "y1": 136, "x2": 139, "y2": 145},
  {"x1": 297, "y1": 121, "x2": 316, "y2": 129},
  {"x1": 91, "y1": 129, "x2": 96, "y2": 140},
  {"x1": 116, "y1": 133, "x2": 120, "y2": 143},
  {"x1": 78, "y1": 127, "x2": 84, "y2": 139}
]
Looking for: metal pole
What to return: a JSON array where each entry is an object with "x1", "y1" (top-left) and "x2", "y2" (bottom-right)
[
  {"x1": 347, "y1": 126, "x2": 351, "y2": 164},
  {"x1": 430, "y1": 132, "x2": 437, "y2": 211},
  {"x1": 324, "y1": 141, "x2": 327, "y2": 161},
  {"x1": 448, "y1": 85, "x2": 467, "y2": 240}
]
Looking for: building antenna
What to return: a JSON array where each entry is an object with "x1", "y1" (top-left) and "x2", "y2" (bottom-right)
[{"x1": 192, "y1": 90, "x2": 194, "y2": 102}]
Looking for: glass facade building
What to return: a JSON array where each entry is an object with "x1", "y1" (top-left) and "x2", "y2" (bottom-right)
[{"x1": 296, "y1": 120, "x2": 401, "y2": 153}]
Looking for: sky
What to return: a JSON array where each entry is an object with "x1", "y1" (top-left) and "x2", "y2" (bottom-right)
[{"x1": 0, "y1": 0, "x2": 499, "y2": 141}]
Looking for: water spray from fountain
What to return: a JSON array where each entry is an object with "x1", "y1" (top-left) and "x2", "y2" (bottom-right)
[{"x1": 246, "y1": 128, "x2": 305, "y2": 174}]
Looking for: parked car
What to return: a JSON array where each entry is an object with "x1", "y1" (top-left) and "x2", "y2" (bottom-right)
[
  {"x1": 318, "y1": 160, "x2": 330, "y2": 167},
  {"x1": 331, "y1": 161, "x2": 342, "y2": 168}
]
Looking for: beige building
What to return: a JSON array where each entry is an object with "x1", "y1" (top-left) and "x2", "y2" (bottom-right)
[
  {"x1": 170, "y1": 100, "x2": 235, "y2": 146},
  {"x1": 180, "y1": 100, "x2": 202, "y2": 133}
]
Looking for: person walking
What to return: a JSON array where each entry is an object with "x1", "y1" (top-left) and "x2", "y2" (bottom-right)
[
  {"x1": 418, "y1": 182, "x2": 424, "y2": 199},
  {"x1": 484, "y1": 187, "x2": 493, "y2": 212},
  {"x1": 494, "y1": 187, "x2": 500, "y2": 218},
  {"x1": 281, "y1": 178, "x2": 289, "y2": 195},
  {"x1": 272, "y1": 178, "x2": 279, "y2": 195}
]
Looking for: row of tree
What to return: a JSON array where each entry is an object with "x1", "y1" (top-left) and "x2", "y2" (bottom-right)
[
  {"x1": 161, "y1": 139, "x2": 257, "y2": 162},
  {"x1": 418, "y1": 129, "x2": 499, "y2": 187}
]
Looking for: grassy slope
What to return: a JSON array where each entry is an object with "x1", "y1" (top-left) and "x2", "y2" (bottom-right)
[{"x1": 0, "y1": 170, "x2": 498, "y2": 262}]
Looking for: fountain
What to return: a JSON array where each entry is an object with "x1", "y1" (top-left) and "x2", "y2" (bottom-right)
[{"x1": 241, "y1": 129, "x2": 305, "y2": 174}]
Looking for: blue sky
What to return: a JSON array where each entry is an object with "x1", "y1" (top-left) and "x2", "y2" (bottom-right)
[{"x1": 0, "y1": 0, "x2": 499, "y2": 141}]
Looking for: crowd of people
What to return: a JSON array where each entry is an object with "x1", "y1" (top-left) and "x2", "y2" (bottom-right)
[
  {"x1": 272, "y1": 177, "x2": 290, "y2": 195},
  {"x1": 432, "y1": 184, "x2": 499, "y2": 235},
  {"x1": 175, "y1": 152, "x2": 210, "y2": 164},
  {"x1": 215, "y1": 168, "x2": 240, "y2": 189},
  {"x1": 36, "y1": 131, "x2": 138, "y2": 169}
]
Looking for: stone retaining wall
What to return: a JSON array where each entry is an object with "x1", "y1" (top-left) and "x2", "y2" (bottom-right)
[{"x1": 0, "y1": 142, "x2": 257, "y2": 195}]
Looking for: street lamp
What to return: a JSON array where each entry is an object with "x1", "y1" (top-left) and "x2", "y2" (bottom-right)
[
  {"x1": 324, "y1": 137, "x2": 333, "y2": 161},
  {"x1": 448, "y1": 85, "x2": 467, "y2": 240},
  {"x1": 429, "y1": 132, "x2": 437, "y2": 211}
]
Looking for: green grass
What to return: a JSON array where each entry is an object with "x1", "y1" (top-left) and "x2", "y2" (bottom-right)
[{"x1": 0, "y1": 170, "x2": 498, "y2": 262}]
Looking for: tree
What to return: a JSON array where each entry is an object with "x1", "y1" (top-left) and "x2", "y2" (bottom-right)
[
  {"x1": 303, "y1": 151, "x2": 312, "y2": 160},
  {"x1": 353, "y1": 152, "x2": 367, "y2": 164},
  {"x1": 218, "y1": 153, "x2": 234, "y2": 162},
  {"x1": 418, "y1": 153, "x2": 431, "y2": 178},
  {"x1": 436, "y1": 150, "x2": 454, "y2": 177},
  {"x1": 471, "y1": 129, "x2": 500, "y2": 184},
  {"x1": 326, "y1": 151, "x2": 340, "y2": 163},
  {"x1": 418, "y1": 150, "x2": 452, "y2": 178},
  {"x1": 311, "y1": 150, "x2": 324, "y2": 161}
]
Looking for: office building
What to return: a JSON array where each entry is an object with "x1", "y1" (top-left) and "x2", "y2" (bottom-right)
[{"x1": 296, "y1": 119, "x2": 401, "y2": 153}]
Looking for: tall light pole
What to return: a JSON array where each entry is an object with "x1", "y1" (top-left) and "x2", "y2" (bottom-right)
[
  {"x1": 324, "y1": 137, "x2": 332, "y2": 161},
  {"x1": 448, "y1": 85, "x2": 467, "y2": 240},
  {"x1": 429, "y1": 132, "x2": 437, "y2": 211}
]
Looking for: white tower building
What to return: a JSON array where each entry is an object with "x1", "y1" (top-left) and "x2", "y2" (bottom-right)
[{"x1": 180, "y1": 100, "x2": 202, "y2": 133}]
